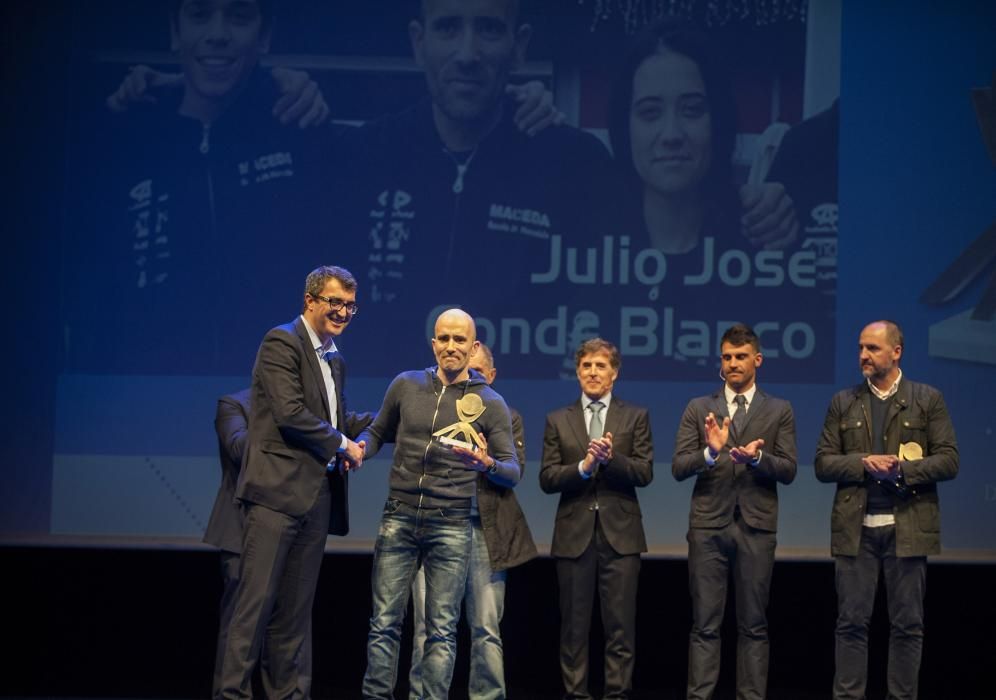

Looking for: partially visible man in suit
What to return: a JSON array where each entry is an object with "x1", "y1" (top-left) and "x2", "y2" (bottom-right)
[
  {"x1": 540, "y1": 338, "x2": 654, "y2": 700},
  {"x1": 219, "y1": 265, "x2": 368, "y2": 699},
  {"x1": 208, "y1": 387, "x2": 351, "y2": 698},
  {"x1": 815, "y1": 320, "x2": 958, "y2": 700},
  {"x1": 206, "y1": 389, "x2": 257, "y2": 698},
  {"x1": 672, "y1": 323, "x2": 798, "y2": 700}
]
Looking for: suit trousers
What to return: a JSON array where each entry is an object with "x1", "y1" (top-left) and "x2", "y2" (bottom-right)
[
  {"x1": 219, "y1": 478, "x2": 330, "y2": 699},
  {"x1": 213, "y1": 551, "x2": 241, "y2": 699},
  {"x1": 213, "y1": 551, "x2": 315, "y2": 700},
  {"x1": 833, "y1": 525, "x2": 926, "y2": 700},
  {"x1": 556, "y1": 514, "x2": 640, "y2": 700},
  {"x1": 686, "y1": 512, "x2": 777, "y2": 700}
]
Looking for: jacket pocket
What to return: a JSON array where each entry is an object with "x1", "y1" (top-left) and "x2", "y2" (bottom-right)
[
  {"x1": 260, "y1": 439, "x2": 296, "y2": 459},
  {"x1": 914, "y1": 495, "x2": 940, "y2": 533},
  {"x1": 900, "y1": 417, "x2": 928, "y2": 447},
  {"x1": 839, "y1": 419, "x2": 865, "y2": 453},
  {"x1": 556, "y1": 501, "x2": 577, "y2": 520},
  {"x1": 831, "y1": 490, "x2": 857, "y2": 533}
]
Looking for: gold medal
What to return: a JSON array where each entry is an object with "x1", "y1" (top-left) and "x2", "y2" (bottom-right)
[{"x1": 898, "y1": 441, "x2": 924, "y2": 461}]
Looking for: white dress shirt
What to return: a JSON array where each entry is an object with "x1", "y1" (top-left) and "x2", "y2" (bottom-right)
[{"x1": 301, "y1": 315, "x2": 347, "y2": 453}]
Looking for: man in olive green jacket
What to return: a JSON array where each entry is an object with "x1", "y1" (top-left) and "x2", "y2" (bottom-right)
[{"x1": 815, "y1": 320, "x2": 958, "y2": 700}]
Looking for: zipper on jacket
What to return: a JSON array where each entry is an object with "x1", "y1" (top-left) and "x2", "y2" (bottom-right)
[
  {"x1": 419, "y1": 383, "x2": 447, "y2": 509},
  {"x1": 199, "y1": 123, "x2": 211, "y2": 155},
  {"x1": 200, "y1": 124, "x2": 216, "y2": 219},
  {"x1": 444, "y1": 145, "x2": 477, "y2": 194},
  {"x1": 442, "y1": 147, "x2": 477, "y2": 273}
]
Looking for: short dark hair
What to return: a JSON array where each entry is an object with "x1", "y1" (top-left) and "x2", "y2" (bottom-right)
[
  {"x1": 475, "y1": 342, "x2": 495, "y2": 370},
  {"x1": 720, "y1": 323, "x2": 760, "y2": 353},
  {"x1": 607, "y1": 17, "x2": 739, "y2": 225},
  {"x1": 575, "y1": 337, "x2": 621, "y2": 370},
  {"x1": 872, "y1": 319, "x2": 905, "y2": 350},
  {"x1": 171, "y1": 0, "x2": 275, "y2": 30},
  {"x1": 419, "y1": 0, "x2": 520, "y2": 24},
  {"x1": 302, "y1": 265, "x2": 356, "y2": 311}
]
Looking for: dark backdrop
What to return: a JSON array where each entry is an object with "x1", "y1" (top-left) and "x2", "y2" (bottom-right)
[{"x1": 7, "y1": 547, "x2": 995, "y2": 698}]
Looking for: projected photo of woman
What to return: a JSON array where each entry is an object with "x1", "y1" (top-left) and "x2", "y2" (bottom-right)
[
  {"x1": 600, "y1": 17, "x2": 831, "y2": 382},
  {"x1": 610, "y1": 17, "x2": 741, "y2": 258},
  {"x1": 610, "y1": 17, "x2": 801, "y2": 259}
]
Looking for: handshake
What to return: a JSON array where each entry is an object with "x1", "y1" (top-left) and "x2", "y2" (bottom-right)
[{"x1": 336, "y1": 438, "x2": 367, "y2": 473}]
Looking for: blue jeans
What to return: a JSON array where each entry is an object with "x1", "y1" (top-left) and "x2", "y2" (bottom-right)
[
  {"x1": 409, "y1": 515, "x2": 508, "y2": 700},
  {"x1": 362, "y1": 498, "x2": 472, "y2": 700}
]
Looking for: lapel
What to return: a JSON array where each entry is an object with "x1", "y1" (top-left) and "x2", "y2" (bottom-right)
[
  {"x1": 603, "y1": 397, "x2": 623, "y2": 437},
  {"x1": 566, "y1": 400, "x2": 588, "y2": 449},
  {"x1": 294, "y1": 317, "x2": 331, "y2": 421},
  {"x1": 710, "y1": 390, "x2": 732, "y2": 446},
  {"x1": 328, "y1": 351, "x2": 344, "y2": 395}
]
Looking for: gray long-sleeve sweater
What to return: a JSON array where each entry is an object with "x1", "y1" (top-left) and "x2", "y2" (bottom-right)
[{"x1": 360, "y1": 367, "x2": 520, "y2": 509}]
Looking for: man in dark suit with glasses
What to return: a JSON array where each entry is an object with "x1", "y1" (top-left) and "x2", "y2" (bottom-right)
[{"x1": 219, "y1": 265, "x2": 369, "y2": 699}]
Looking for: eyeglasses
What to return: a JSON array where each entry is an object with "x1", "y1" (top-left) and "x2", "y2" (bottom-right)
[{"x1": 313, "y1": 294, "x2": 358, "y2": 316}]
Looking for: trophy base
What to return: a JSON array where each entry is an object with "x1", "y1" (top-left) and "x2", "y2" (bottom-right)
[{"x1": 436, "y1": 436, "x2": 474, "y2": 450}]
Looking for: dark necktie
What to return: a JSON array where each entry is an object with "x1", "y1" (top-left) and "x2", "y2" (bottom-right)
[
  {"x1": 321, "y1": 350, "x2": 339, "y2": 428},
  {"x1": 324, "y1": 349, "x2": 343, "y2": 377},
  {"x1": 588, "y1": 400, "x2": 604, "y2": 440},
  {"x1": 732, "y1": 394, "x2": 747, "y2": 437}
]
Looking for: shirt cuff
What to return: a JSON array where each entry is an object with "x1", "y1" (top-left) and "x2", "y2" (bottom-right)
[
  {"x1": 336, "y1": 434, "x2": 348, "y2": 453},
  {"x1": 750, "y1": 449, "x2": 763, "y2": 467},
  {"x1": 703, "y1": 446, "x2": 718, "y2": 466},
  {"x1": 578, "y1": 460, "x2": 592, "y2": 479}
]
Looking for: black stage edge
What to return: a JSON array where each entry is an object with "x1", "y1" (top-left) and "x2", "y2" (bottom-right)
[{"x1": 6, "y1": 547, "x2": 996, "y2": 699}]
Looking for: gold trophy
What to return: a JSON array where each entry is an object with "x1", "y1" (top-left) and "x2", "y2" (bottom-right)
[
  {"x1": 884, "y1": 441, "x2": 923, "y2": 500},
  {"x1": 432, "y1": 394, "x2": 487, "y2": 451},
  {"x1": 898, "y1": 441, "x2": 924, "y2": 461}
]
